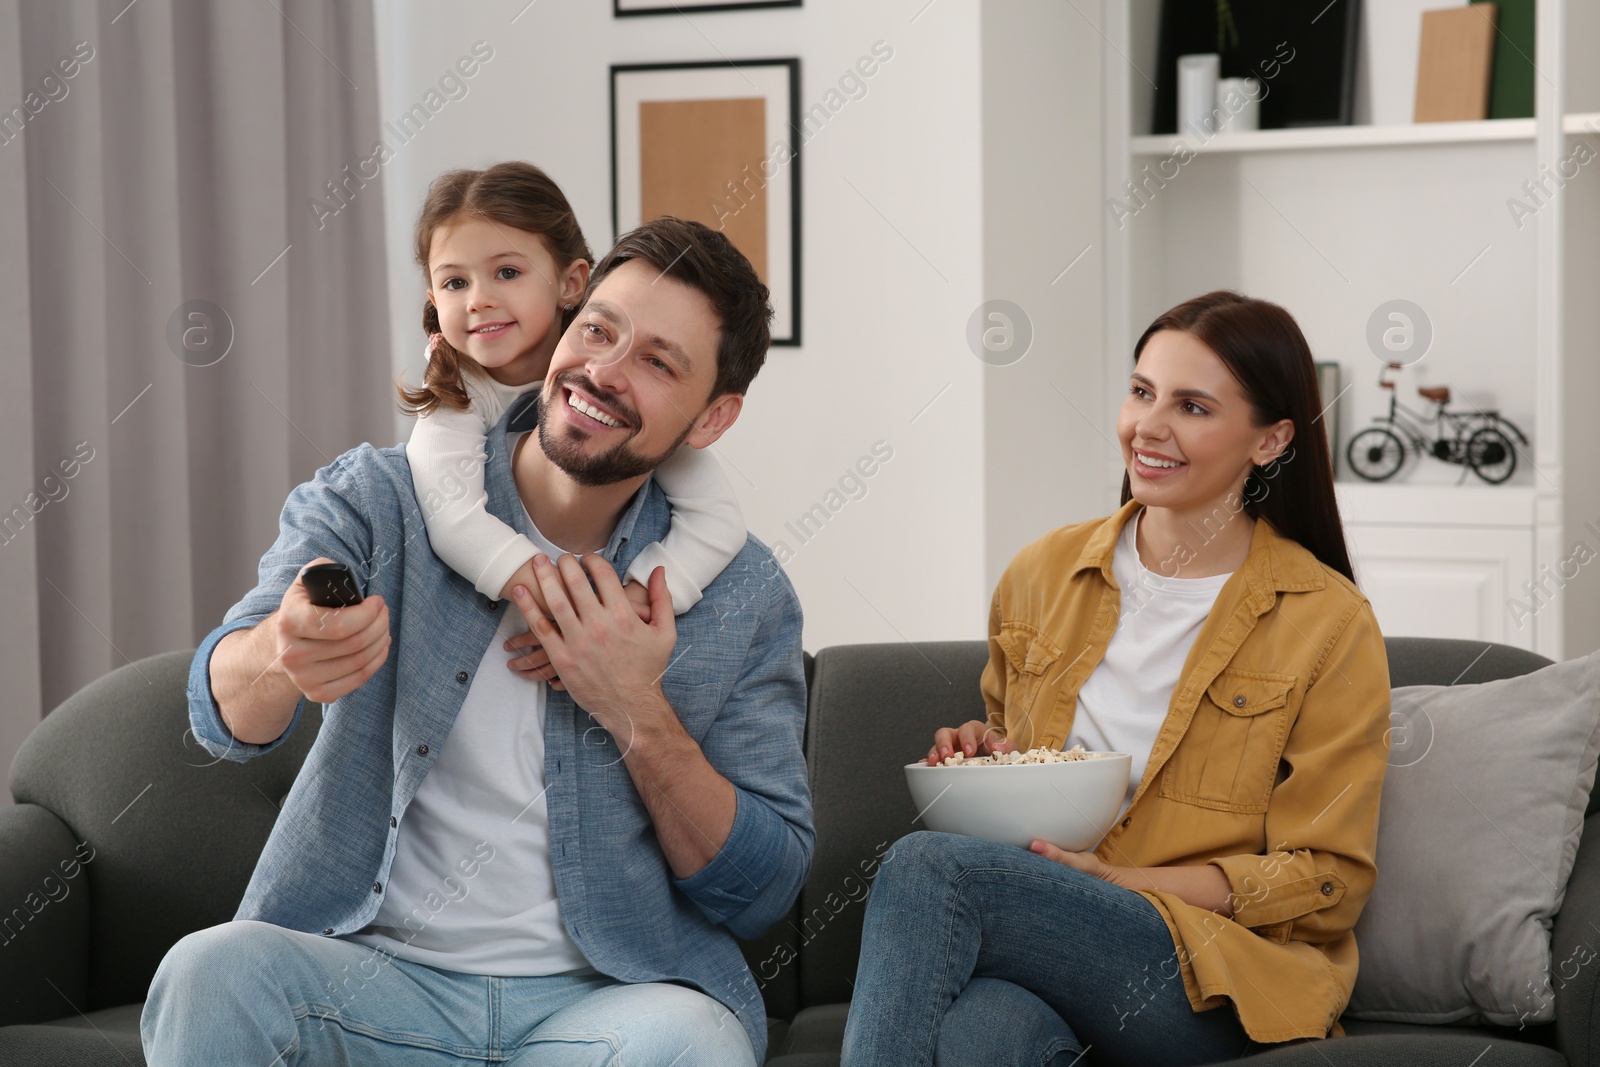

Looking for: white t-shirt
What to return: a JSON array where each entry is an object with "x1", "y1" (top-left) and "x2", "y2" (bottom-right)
[
  {"x1": 348, "y1": 507, "x2": 593, "y2": 976},
  {"x1": 1068, "y1": 508, "x2": 1232, "y2": 823}
]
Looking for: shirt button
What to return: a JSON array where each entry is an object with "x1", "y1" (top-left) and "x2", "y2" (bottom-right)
[
  {"x1": 484, "y1": 596, "x2": 497, "y2": 611},
  {"x1": 1234, "y1": 694, "x2": 1247, "y2": 707},
  {"x1": 323, "y1": 928, "x2": 335, "y2": 936},
  {"x1": 1320, "y1": 882, "x2": 1335, "y2": 896},
  {"x1": 389, "y1": 815, "x2": 397, "y2": 828},
  {"x1": 372, "y1": 882, "x2": 382, "y2": 894},
  {"x1": 417, "y1": 743, "x2": 430, "y2": 757},
  {"x1": 455, "y1": 671, "x2": 470, "y2": 684},
  {"x1": 1121, "y1": 817, "x2": 1132, "y2": 828}
]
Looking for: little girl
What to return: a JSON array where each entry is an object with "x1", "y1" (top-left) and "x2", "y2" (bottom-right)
[{"x1": 396, "y1": 161, "x2": 746, "y2": 635}]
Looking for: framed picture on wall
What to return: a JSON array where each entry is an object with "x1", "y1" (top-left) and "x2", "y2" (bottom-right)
[
  {"x1": 615, "y1": 0, "x2": 800, "y2": 17},
  {"x1": 1315, "y1": 360, "x2": 1342, "y2": 473},
  {"x1": 611, "y1": 59, "x2": 801, "y2": 345}
]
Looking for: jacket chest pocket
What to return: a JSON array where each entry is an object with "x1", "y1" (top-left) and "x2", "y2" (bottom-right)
[
  {"x1": 1159, "y1": 669, "x2": 1297, "y2": 814},
  {"x1": 995, "y1": 625, "x2": 1064, "y2": 730}
]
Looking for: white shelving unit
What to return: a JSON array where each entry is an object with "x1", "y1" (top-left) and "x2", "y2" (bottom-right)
[
  {"x1": 1129, "y1": 112, "x2": 1600, "y2": 157},
  {"x1": 1100, "y1": 0, "x2": 1600, "y2": 658},
  {"x1": 1131, "y1": 117, "x2": 1537, "y2": 155}
]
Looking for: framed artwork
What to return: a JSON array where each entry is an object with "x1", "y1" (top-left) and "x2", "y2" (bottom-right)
[
  {"x1": 611, "y1": 59, "x2": 801, "y2": 345},
  {"x1": 1316, "y1": 360, "x2": 1342, "y2": 473},
  {"x1": 616, "y1": 0, "x2": 799, "y2": 13},
  {"x1": 1151, "y1": 0, "x2": 1360, "y2": 132}
]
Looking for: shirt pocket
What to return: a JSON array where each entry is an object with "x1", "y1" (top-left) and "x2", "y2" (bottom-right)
[
  {"x1": 993, "y1": 624, "x2": 1065, "y2": 729},
  {"x1": 1159, "y1": 668, "x2": 1297, "y2": 814}
]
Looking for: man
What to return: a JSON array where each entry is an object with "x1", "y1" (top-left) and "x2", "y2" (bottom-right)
[{"x1": 142, "y1": 218, "x2": 811, "y2": 1066}]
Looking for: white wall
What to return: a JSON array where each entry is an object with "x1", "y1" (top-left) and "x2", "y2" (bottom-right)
[
  {"x1": 372, "y1": 0, "x2": 1052, "y2": 653},
  {"x1": 981, "y1": 1, "x2": 1108, "y2": 588}
]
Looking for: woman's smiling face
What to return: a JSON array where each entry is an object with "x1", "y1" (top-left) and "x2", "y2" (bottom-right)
[{"x1": 1116, "y1": 328, "x2": 1293, "y2": 515}]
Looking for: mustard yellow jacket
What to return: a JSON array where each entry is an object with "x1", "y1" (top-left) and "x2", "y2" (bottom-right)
[{"x1": 980, "y1": 501, "x2": 1390, "y2": 1043}]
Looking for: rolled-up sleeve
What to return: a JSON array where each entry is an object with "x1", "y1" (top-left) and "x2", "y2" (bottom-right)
[
  {"x1": 185, "y1": 449, "x2": 376, "y2": 764},
  {"x1": 1207, "y1": 601, "x2": 1391, "y2": 941},
  {"x1": 187, "y1": 617, "x2": 308, "y2": 762},
  {"x1": 673, "y1": 570, "x2": 813, "y2": 939}
]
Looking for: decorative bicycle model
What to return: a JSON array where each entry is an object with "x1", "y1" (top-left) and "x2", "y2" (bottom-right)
[{"x1": 1345, "y1": 363, "x2": 1529, "y2": 484}]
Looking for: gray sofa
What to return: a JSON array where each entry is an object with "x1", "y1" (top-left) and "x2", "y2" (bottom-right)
[{"x1": 0, "y1": 638, "x2": 1590, "y2": 1066}]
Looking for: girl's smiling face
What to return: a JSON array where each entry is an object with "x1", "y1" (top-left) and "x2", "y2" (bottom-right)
[
  {"x1": 1116, "y1": 328, "x2": 1294, "y2": 517},
  {"x1": 427, "y1": 215, "x2": 586, "y2": 386}
]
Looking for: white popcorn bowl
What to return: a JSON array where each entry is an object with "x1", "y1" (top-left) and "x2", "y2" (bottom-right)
[{"x1": 903, "y1": 753, "x2": 1133, "y2": 851}]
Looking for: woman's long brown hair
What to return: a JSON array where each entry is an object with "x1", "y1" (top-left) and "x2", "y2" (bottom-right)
[
  {"x1": 396, "y1": 162, "x2": 594, "y2": 417},
  {"x1": 1120, "y1": 290, "x2": 1356, "y2": 584}
]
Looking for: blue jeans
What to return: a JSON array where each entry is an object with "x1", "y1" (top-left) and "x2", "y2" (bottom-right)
[
  {"x1": 841, "y1": 832, "x2": 1269, "y2": 1067},
  {"x1": 140, "y1": 920, "x2": 756, "y2": 1066}
]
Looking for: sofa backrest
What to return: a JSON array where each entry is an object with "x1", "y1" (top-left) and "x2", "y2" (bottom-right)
[
  {"x1": 794, "y1": 640, "x2": 990, "y2": 1009},
  {"x1": 1383, "y1": 635, "x2": 1552, "y2": 687},
  {"x1": 8, "y1": 650, "x2": 320, "y2": 1011}
]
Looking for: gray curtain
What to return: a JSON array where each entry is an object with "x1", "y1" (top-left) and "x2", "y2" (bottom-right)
[{"x1": 0, "y1": 0, "x2": 393, "y2": 799}]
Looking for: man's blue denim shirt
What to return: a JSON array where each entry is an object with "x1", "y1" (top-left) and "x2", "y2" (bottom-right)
[{"x1": 186, "y1": 393, "x2": 812, "y2": 1061}]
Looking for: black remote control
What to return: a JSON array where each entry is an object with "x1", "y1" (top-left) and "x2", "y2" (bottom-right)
[{"x1": 301, "y1": 562, "x2": 363, "y2": 608}]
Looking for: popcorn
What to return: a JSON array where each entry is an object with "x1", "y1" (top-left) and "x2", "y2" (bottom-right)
[{"x1": 937, "y1": 744, "x2": 1106, "y2": 767}]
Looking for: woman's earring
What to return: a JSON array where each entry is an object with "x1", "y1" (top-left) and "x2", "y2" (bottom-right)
[{"x1": 562, "y1": 302, "x2": 574, "y2": 311}]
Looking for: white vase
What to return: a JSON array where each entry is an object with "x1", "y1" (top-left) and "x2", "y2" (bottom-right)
[
  {"x1": 1216, "y1": 77, "x2": 1262, "y2": 133},
  {"x1": 1178, "y1": 53, "x2": 1221, "y2": 135}
]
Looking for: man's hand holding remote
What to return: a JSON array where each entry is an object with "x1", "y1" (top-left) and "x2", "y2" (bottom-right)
[{"x1": 210, "y1": 557, "x2": 390, "y2": 745}]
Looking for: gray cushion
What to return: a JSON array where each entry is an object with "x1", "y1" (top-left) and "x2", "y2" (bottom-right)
[
  {"x1": 756, "y1": 1006, "x2": 1564, "y2": 1066},
  {"x1": 1233, "y1": 1033, "x2": 1565, "y2": 1066},
  {"x1": 1346, "y1": 650, "x2": 1600, "y2": 1025},
  {"x1": 773, "y1": 1003, "x2": 849, "y2": 1056},
  {"x1": 0, "y1": 1003, "x2": 145, "y2": 1067}
]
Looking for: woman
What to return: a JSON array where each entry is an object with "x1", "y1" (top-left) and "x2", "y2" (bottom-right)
[{"x1": 841, "y1": 292, "x2": 1391, "y2": 1067}]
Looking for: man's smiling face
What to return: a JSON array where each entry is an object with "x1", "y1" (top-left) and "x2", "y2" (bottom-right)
[{"x1": 535, "y1": 258, "x2": 733, "y2": 486}]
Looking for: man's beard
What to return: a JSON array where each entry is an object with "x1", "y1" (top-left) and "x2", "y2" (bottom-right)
[{"x1": 535, "y1": 375, "x2": 695, "y2": 487}]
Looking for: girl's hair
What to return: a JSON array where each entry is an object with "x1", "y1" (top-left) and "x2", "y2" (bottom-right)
[
  {"x1": 1120, "y1": 290, "x2": 1356, "y2": 584},
  {"x1": 396, "y1": 162, "x2": 594, "y2": 418}
]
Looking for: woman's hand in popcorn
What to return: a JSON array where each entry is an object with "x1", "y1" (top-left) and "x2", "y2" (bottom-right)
[{"x1": 927, "y1": 720, "x2": 1014, "y2": 766}]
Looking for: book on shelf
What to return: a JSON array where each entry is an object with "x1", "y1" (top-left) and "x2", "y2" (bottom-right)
[
  {"x1": 1414, "y1": 4, "x2": 1498, "y2": 123},
  {"x1": 1472, "y1": 0, "x2": 1534, "y2": 120}
]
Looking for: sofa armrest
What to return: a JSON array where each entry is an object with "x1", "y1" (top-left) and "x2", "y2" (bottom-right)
[
  {"x1": 0, "y1": 804, "x2": 91, "y2": 1027},
  {"x1": 1554, "y1": 810, "x2": 1600, "y2": 1067}
]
